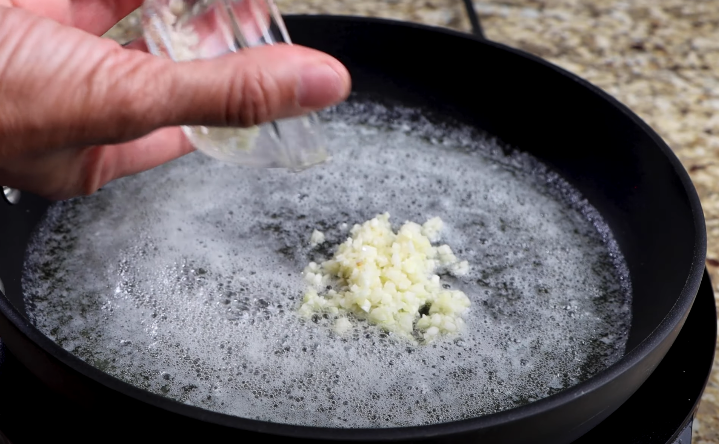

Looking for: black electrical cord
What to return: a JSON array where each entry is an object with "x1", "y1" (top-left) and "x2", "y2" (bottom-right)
[{"x1": 461, "y1": 0, "x2": 485, "y2": 39}]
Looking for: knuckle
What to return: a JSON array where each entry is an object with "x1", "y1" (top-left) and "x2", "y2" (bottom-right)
[
  {"x1": 86, "y1": 48, "x2": 169, "y2": 140},
  {"x1": 116, "y1": 64, "x2": 167, "y2": 134},
  {"x1": 231, "y1": 66, "x2": 280, "y2": 127}
]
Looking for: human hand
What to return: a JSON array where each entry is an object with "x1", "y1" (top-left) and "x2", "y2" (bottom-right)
[{"x1": 0, "y1": 0, "x2": 351, "y2": 200}]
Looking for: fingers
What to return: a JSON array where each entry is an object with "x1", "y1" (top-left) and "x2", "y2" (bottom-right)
[
  {"x1": 165, "y1": 44, "x2": 351, "y2": 125},
  {"x1": 92, "y1": 43, "x2": 350, "y2": 140},
  {"x1": 0, "y1": 127, "x2": 193, "y2": 200},
  {"x1": 0, "y1": 6, "x2": 350, "y2": 150},
  {"x1": 83, "y1": 127, "x2": 194, "y2": 195},
  {"x1": 0, "y1": 7, "x2": 351, "y2": 200}
]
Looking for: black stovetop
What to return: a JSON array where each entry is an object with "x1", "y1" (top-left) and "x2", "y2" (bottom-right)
[{"x1": 0, "y1": 269, "x2": 715, "y2": 444}]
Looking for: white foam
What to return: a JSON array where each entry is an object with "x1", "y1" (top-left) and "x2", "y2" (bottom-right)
[{"x1": 22, "y1": 100, "x2": 631, "y2": 428}]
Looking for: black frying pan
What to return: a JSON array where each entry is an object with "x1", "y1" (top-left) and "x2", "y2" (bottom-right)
[{"x1": 0, "y1": 15, "x2": 707, "y2": 444}]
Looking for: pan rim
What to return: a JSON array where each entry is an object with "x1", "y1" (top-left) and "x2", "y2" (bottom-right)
[{"x1": 0, "y1": 14, "x2": 707, "y2": 441}]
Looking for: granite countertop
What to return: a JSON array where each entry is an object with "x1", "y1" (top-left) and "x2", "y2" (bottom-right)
[{"x1": 106, "y1": 0, "x2": 719, "y2": 441}]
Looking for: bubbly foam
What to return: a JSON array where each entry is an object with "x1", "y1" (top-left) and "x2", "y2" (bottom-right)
[{"x1": 22, "y1": 99, "x2": 632, "y2": 428}]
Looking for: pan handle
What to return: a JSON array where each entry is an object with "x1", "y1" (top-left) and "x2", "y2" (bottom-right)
[{"x1": 461, "y1": 0, "x2": 485, "y2": 39}]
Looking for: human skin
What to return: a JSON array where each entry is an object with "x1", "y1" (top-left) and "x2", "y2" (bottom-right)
[{"x1": 0, "y1": 0, "x2": 351, "y2": 200}]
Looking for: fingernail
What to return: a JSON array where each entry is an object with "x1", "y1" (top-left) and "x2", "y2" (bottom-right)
[{"x1": 298, "y1": 63, "x2": 347, "y2": 109}]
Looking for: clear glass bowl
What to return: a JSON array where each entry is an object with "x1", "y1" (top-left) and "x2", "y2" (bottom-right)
[{"x1": 141, "y1": 0, "x2": 327, "y2": 170}]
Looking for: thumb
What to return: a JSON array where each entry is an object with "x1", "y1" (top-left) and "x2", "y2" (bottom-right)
[
  {"x1": 120, "y1": 43, "x2": 351, "y2": 133},
  {"x1": 0, "y1": 6, "x2": 351, "y2": 151}
]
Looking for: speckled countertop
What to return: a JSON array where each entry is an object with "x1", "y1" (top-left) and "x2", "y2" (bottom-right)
[{"x1": 106, "y1": 1, "x2": 719, "y2": 441}]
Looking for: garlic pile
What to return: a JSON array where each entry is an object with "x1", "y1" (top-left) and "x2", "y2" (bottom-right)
[{"x1": 299, "y1": 213, "x2": 471, "y2": 342}]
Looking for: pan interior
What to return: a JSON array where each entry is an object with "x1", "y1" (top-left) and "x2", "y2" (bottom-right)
[{"x1": 21, "y1": 98, "x2": 632, "y2": 428}]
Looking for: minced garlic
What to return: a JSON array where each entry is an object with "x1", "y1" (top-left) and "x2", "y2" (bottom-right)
[
  {"x1": 298, "y1": 213, "x2": 471, "y2": 342},
  {"x1": 310, "y1": 230, "x2": 326, "y2": 247}
]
